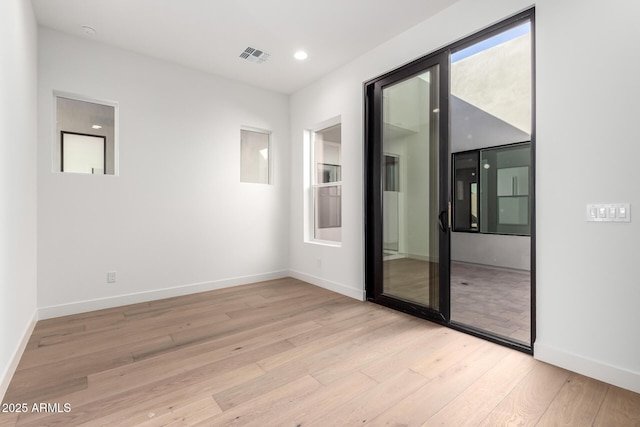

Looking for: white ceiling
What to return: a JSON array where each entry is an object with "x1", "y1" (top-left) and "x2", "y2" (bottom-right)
[{"x1": 31, "y1": 0, "x2": 460, "y2": 94}]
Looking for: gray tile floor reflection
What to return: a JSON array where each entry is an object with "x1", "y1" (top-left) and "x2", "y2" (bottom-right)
[{"x1": 451, "y1": 261, "x2": 530, "y2": 344}]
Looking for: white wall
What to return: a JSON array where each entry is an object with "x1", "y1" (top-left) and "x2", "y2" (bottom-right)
[
  {"x1": 534, "y1": 0, "x2": 640, "y2": 393},
  {"x1": 451, "y1": 233, "x2": 530, "y2": 271},
  {"x1": 290, "y1": 0, "x2": 640, "y2": 393},
  {"x1": 0, "y1": 0, "x2": 38, "y2": 400},
  {"x1": 289, "y1": 74, "x2": 365, "y2": 299},
  {"x1": 37, "y1": 28, "x2": 291, "y2": 317}
]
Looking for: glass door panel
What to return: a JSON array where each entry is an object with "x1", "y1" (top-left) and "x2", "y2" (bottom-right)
[
  {"x1": 366, "y1": 9, "x2": 533, "y2": 353},
  {"x1": 381, "y1": 66, "x2": 441, "y2": 311},
  {"x1": 449, "y1": 19, "x2": 533, "y2": 347}
]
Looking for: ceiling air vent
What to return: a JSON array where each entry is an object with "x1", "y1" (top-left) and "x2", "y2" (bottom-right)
[{"x1": 239, "y1": 47, "x2": 270, "y2": 64}]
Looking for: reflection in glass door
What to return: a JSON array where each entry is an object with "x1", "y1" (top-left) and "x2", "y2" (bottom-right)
[
  {"x1": 383, "y1": 154, "x2": 400, "y2": 253},
  {"x1": 365, "y1": 52, "x2": 449, "y2": 322},
  {"x1": 382, "y1": 68, "x2": 441, "y2": 310}
]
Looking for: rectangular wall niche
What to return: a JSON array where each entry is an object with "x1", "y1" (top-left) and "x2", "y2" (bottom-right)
[{"x1": 55, "y1": 95, "x2": 117, "y2": 175}]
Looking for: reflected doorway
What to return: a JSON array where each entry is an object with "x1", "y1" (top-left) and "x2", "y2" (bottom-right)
[
  {"x1": 381, "y1": 67, "x2": 442, "y2": 310},
  {"x1": 383, "y1": 154, "x2": 400, "y2": 254}
]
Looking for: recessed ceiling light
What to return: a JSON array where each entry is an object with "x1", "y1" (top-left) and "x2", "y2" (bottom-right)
[
  {"x1": 81, "y1": 25, "x2": 96, "y2": 36},
  {"x1": 92, "y1": 124, "x2": 102, "y2": 129},
  {"x1": 294, "y1": 51, "x2": 308, "y2": 61}
]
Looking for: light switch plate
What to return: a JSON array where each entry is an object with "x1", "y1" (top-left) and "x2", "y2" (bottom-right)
[{"x1": 586, "y1": 203, "x2": 631, "y2": 222}]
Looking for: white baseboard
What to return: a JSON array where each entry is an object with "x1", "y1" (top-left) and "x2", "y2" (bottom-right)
[
  {"x1": 289, "y1": 270, "x2": 365, "y2": 301},
  {"x1": 407, "y1": 253, "x2": 435, "y2": 262},
  {"x1": 535, "y1": 342, "x2": 640, "y2": 394},
  {"x1": 1, "y1": 310, "x2": 37, "y2": 402},
  {"x1": 38, "y1": 270, "x2": 289, "y2": 320},
  {"x1": 382, "y1": 253, "x2": 437, "y2": 262}
]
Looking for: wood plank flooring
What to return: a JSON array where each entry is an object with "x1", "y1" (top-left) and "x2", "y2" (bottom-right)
[{"x1": 1, "y1": 278, "x2": 639, "y2": 426}]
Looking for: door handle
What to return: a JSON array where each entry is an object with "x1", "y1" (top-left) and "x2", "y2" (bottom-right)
[{"x1": 438, "y1": 210, "x2": 448, "y2": 232}]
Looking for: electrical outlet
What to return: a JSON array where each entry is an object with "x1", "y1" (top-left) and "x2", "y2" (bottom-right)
[{"x1": 107, "y1": 271, "x2": 117, "y2": 283}]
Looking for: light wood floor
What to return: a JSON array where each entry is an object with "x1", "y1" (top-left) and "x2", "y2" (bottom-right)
[
  {"x1": 2, "y1": 278, "x2": 639, "y2": 426},
  {"x1": 383, "y1": 257, "x2": 433, "y2": 306}
]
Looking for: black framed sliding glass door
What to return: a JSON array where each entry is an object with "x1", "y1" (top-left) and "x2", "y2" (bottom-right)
[
  {"x1": 365, "y1": 52, "x2": 450, "y2": 322},
  {"x1": 365, "y1": 9, "x2": 535, "y2": 353}
]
